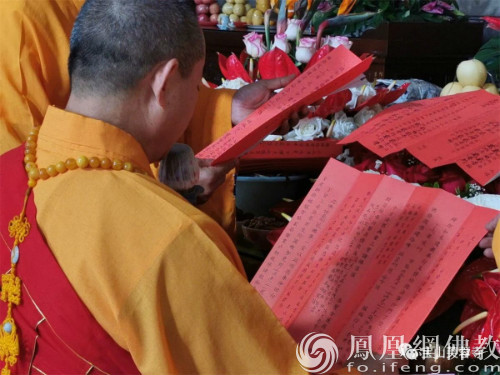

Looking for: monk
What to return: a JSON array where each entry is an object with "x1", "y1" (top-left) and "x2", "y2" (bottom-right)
[
  {"x1": 0, "y1": 0, "x2": 300, "y2": 235},
  {"x1": 0, "y1": 1, "x2": 306, "y2": 374}
]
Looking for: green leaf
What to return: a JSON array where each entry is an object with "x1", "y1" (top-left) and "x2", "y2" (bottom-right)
[{"x1": 475, "y1": 37, "x2": 500, "y2": 78}]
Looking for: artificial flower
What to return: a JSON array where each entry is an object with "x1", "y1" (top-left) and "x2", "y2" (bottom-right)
[
  {"x1": 421, "y1": 0, "x2": 454, "y2": 15},
  {"x1": 353, "y1": 106, "x2": 378, "y2": 127},
  {"x1": 439, "y1": 169, "x2": 467, "y2": 194},
  {"x1": 243, "y1": 32, "x2": 266, "y2": 59},
  {"x1": 273, "y1": 33, "x2": 291, "y2": 54},
  {"x1": 311, "y1": 89, "x2": 352, "y2": 118},
  {"x1": 285, "y1": 117, "x2": 329, "y2": 141},
  {"x1": 304, "y1": 45, "x2": 332, "y2": 71},
  {"x1": 285, "y1": 18, "x2": 301, "y2": 41},
  {"x1": 322, "y1": 35, "x2": 353, "y2": 50},
  {"x1": 258, "y1": 48, "x2": 300, "y2": 80},
  {"x1": 404, "y1": 163, "x2": 437, "y2": 184},
  {"x1": 217, "y1": 53, "x2": 252, "y2": 83},
  {"x1": 295, "y1": 37, "x2": 317, "y2": 64},
  {"x1": 217, "y1": 77, "x2": 249, "y2": 90},
  {"x1": 337, "y1": 0, "x2": 357, "y2": 16},
  {"x1": 331, "y1": 111, "x2": 356, "y2": 140},
  {"x1": 346, "y1": 85, "x2": 377, "y2": 109},
  {"x1": 456, "y1": 271, "x2": 500, "y2": 356},
  {"x1": 483, "y1": 16, "x2": 500, "y2": 31}
]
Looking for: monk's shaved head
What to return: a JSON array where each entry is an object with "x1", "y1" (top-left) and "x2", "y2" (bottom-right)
[{"x1": 69, "y1": 0, "x2": 204, "y2": 96}]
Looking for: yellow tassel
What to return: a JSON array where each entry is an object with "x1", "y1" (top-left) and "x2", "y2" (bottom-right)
[
  {"x1": 0, "y1": 319, "x2": 19, "y2": 372},
  {"x1": 7, "y1": 216, "x2": 30, "y2": 244},
  {"x1": 0, "y1": 274, "x2": 21, "y2": 306}
]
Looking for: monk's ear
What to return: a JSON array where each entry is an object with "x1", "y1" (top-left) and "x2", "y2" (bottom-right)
[{"x1": 150, "y1": 59, "x2": 179, "y2": 108}]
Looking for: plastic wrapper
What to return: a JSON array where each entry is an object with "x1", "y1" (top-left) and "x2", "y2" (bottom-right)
[{"x1": 376, "y1": 79, "x2": 442, "y2": 104}]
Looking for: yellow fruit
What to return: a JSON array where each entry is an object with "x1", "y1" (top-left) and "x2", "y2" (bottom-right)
[
  {"x1": 234, "y1": 0, "x2": 245, "y2": 3},
  {"x1": 461, "y1": 85, "x2": 481, "y2": 93},
  {"x1": 246, "y1": 8, "x2": 255, "y2": 19},
  {"x1": 240, "y1": 16, "x2": 247, "y2": 23},
  {"x1": 245, "y1": 3, "x2": 251, "y2": 11},
  {"x1": 456, "y1": 59, "x2": 488, "y2": 87},
  {"x1": 233, "y1": 3, "x2": 245, "y2": 16},
  {"x1": 252, "y1": 9, "x2": 264, "y2": 25},
  {"x1": 440, "y1": 82, "x2": 463, "y2": 96},
  {"x1": 256, "y1": 0, "x2": 270, "y2": 13},
  {"x1": 222, "y1": 3, "x2": 233, "y2": 14},
  {"x1": 483, "y1": 83, "x2": 499, "y2": 95},
  {"x1": 229, "y1": 14, "x2": 240, "y2": 22},
  {"x1": 226, "y1": 0, "x2": 235, "y2": 3}
]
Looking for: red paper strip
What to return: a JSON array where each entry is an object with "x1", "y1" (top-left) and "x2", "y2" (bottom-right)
[
  {"x1": 339, "y1": 91, "x2": 500, "y2": 185},
  {"x1": 251, "y1": 159, "x2": 497, "y2": 362},
  {"x1": 197, "y1": 46, "x2": 373, "y2": 164},
  {"x1": 242, "y1": 140, "x2": 342, "y2": 160}
]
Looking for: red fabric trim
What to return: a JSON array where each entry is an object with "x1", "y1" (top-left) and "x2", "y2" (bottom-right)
[{"x1": 0, "y1": 146, "x2": 139, "y2": 374}]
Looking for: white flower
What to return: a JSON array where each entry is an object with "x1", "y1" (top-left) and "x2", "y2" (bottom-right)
[
  {"x1": 346, "y1": 85, "x2": 377, "y2": 109},
  {"x1": 354, "y1": 106, "x2": 378, "y2": 127},
  {"x1": 217, "y1": 78, "x2": 249, "y2": 90},
  {"x1": 322, "y1": 35, "x2": 353, "y2": 50},
  {"x1": 464, "y1": 194, "x2": 500, "y2": 211},
  {"x1": 263, "y1": 134, "x2": 283, "y2": 141},
  {"x1": 273, "y1": 33, "x2": 290, "y2": 53},
  {"x1": 295, "y1": 37, "x2": 316, "y2": 64},
  {"x1": 336, "y1": 149, "x2": 355, "y2": 166},
  {"x1": 243, "y1": 32, "x2": 266, "y2": 58},
  {"x1": 285, "y1": 19, "x2": 301, "y2": 41},
  {"x1": 285, "y1": 117, "x2": 329, "y2": 141},
  {"x1": 331, "y1": 111, "x2": 357, "y2": 140}
]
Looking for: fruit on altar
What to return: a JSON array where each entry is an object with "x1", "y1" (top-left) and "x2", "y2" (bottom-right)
[
  {"x1": 461, "y1": 85, "x2": 481, "y2": 93},
  {"x1": 256, "y1": 0, "x2": 271, "y2": 13},
  {"x1": 196, "y1": 0, "x2": 219, "y2": 24},
  {"x1": 247, "y1": 8, "x2": 255, "y2": 20},
  {"x1": 233, "y1": 3, "x2": 246, "y2": 16},
  {"x1": 252, "y1": 9, "x2": 264, "y2": 25},
  {"x1": 456, "y1": 59, "x2": 488, "y2": 87},
  {"x1": 483, "y1": 83, "x2": 499, "y2": 95},
  {"x1": 221, "y1": 0, "x2": 249, "y2": 24},
  {"x1": 440, "y1": 82, "x2": 463, "y2": 96},
  {"x1": 222, "y1": 2, "x2": 233, "y2": 14}
]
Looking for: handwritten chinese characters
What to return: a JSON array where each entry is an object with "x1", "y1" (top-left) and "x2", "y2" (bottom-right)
[
  {"x1": 339, "y1": 91, "x2": 500, "y2": 185},
  {"x1": 197, "y1": 46, "x2": 373, "y2": 164},
  {"x1": 252, "y1": 159, "x2": 498, "y2": 362}
]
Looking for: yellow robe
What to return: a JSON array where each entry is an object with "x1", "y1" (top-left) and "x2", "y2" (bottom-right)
[
  {"x1": 31, "y1": 106, "x2": 305, "y2": 375},
  {"x1": 0, "y1": 0, "x2": 235, "y2": 234}
]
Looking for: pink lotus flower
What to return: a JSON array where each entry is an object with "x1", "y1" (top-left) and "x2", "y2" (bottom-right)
[
  {"x1": 322, "y1": 35, "x2": 353, "y2": 50},
  {"x1": 243, "y1": 32, "x2": 266, "y2": 59},
  {"x1": 421, "y1": 0, "x2": 453, "y2": 15},
  {"x1": 273, "y1": 33, "x2": 290, "y2": 54},
  {"x1": 295, "y1": 37, "x2": 316, "y2": 64}
]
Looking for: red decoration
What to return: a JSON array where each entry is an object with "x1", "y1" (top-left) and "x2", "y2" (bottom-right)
[
  {"x1": 217, "y1": 52, "x2": 252, "y2": 83},
  {"x1": 257, "y1": 48, "x2": 300, "y2": 80}
]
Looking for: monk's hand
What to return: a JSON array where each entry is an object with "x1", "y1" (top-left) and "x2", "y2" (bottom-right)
[
  {"x1": 479, "y1": 213, "x2": 500, "y2": 258},
  {"x1": 195, "y1": 158, "x2": 237, "y2": 205},
  {"x1": 231, "y1": 75, "x2": 309, "y2": 134}
]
